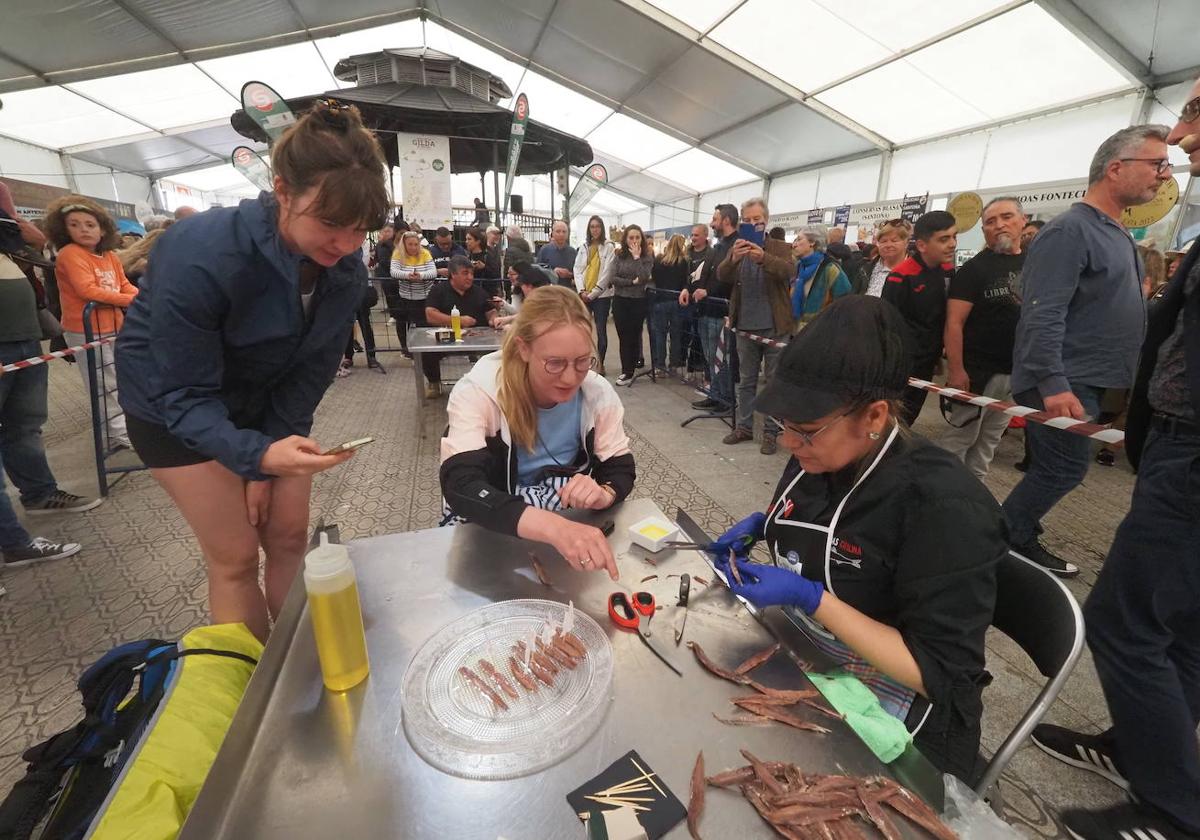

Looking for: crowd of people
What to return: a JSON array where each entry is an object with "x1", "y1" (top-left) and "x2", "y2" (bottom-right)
[{"x1": 0, "y1": 78, "x2": 1198, "y2": 840}]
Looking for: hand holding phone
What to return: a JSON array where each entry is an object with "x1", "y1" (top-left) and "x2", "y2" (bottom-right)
[
  {"x1": 322, "y1": 437, "x2": 375, "y2": 456},
  {"x1": 738, "y1": 222, "x2": 765, "y2": 247}
]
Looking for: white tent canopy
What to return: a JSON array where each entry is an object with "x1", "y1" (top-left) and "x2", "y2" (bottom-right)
[{"x1": 0, "y1": 0, "x2": 1195, "y2": 215}]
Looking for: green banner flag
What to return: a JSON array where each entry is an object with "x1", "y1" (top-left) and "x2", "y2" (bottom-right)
[
  {"x1": 240, "y1": 81, "x2": 296, "y2": 145},
  {"x1": 567, "y1": 163, "x2": 608, "y2": 219},
  {"x1": 231, "y1": 146, "x2": 273, "y2": 192},
  {"x1": 502, "y1": 93, "x2": 529, "y2": 215}
]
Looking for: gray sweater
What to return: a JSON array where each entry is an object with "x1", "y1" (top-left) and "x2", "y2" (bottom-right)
[
  {"x1": 1010, "y1": 202, "x2": 1146, "y2": 397},
  {"x1": 608, "y1": 251, "x2": 654, "y2": 299}
]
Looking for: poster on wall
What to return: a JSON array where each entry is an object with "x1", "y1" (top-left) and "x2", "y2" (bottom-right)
[
  {"x1": 834, "y1": 205, "x2": 851, "y2": 226},
  {"x1": 900, "y1": 193, "x2": 928, "y2": 222},
  {"x1": 396, "y1": 132, "x2": 453, "y2": 230},
  {"x1": 807, "y1": 209, "x2": 824, "y2": 224}
]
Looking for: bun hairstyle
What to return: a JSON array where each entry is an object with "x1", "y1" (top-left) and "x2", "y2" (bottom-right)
[
  {"x1": 43, "y1": 195, "x2": 121, "y2": 253},
  {"x1": 270, "y1": 99, "x2": 391, "y2": 231}
]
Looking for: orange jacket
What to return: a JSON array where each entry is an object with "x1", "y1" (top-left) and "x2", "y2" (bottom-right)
[{"x1": 55, "y1": 244, "x2": 138, "y2": 334}]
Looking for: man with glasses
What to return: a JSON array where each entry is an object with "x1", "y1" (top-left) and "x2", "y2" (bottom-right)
[
  {"x1": 939, "y1": 197, "x2": 1027, "y2": 480},
  {"x1": 1003, "y1": 124, "x2": 1171, "y2": 578},
  {"x1": 1032, "y1": 87, "x2": 1200, "y2": 840}
]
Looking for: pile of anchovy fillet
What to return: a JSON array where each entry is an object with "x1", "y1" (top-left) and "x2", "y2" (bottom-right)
[{"x1": 685, "y1": 642, "x2": 958, "y2": 839}]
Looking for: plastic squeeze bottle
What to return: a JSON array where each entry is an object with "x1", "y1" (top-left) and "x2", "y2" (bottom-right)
[
  {"x1": 304, "y1": 533, "x2": 370, "y2": 691},
  {"x1": 450, "y1": 305, "x2": 463, "y2": 342}
]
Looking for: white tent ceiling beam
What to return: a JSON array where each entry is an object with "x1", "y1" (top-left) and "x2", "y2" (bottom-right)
[
  {"x1": 1153, "y1": 64, "x2": 1200, "y2": 88},
  {"x1": 60, "y1": 119, "x2": 235, "y2": 156},
  {"x1": 612, "y1": 0, "x2": 892, "y2": 151},
  {"x1": 895, "y1": 88, "x2": 1139, "y2": 149},
  {"x1": 0, "y1": 8, "x2": 425, "y2": 94},
  {"x1": 430, "y1": 10, "x2": 769, "y2": 178},
  {"x1": 805, "y1": 0, "x2": 1029, "y2": 97},
  {"x1": 1032, "y1": 0, "x2": 1154, "y2": 88}
]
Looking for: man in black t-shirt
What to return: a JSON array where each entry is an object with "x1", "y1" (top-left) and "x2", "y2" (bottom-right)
[
  {"x1": 421, "y1": 256, "x2": 496, "y2": 397},
  {"x1": 940, "y1": 197, "x2": 1026, "y2": 479}
]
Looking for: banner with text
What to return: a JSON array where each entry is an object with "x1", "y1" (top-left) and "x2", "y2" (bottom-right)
[
  {"x1": 503, "y1": 93, "x2": 530, "y2": 215},
  {"x1": 396, "y1": 132, "x2": 453, "y2": 230},
  {"x1": 240, "y1": 81, "x2": 295, "y2": 145}
]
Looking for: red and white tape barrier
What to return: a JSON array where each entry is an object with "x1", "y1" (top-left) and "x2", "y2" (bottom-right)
[
  {"x1": 0, "y1": 337, "x2": 114, "y2": 376},
  {"x1": 731, "y1": 328, "x2": 1124, "y2": 446}
]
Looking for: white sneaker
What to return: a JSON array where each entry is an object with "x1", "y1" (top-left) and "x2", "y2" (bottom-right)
[{"x1": 615, "y1": 373, "x2": 633, "y2": 386}]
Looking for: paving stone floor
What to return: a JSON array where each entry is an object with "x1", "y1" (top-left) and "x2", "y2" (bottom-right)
[{"x1": 0, "y1": 337, "x2": 1152, "y2": 837}]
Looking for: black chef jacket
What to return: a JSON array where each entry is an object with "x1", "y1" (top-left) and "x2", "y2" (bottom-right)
[{"x1": 763, "y1": 429, "x2": 1003, "y2": 781}]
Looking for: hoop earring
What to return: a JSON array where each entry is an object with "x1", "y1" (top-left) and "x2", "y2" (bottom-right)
[{"x1": 868, "y1": 431, "x2": 881, "y2": 440}]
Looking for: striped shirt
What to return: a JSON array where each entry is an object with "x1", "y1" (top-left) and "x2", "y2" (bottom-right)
[{"x1": 390, "y1": 249, "x2": 438, "y2": 299}]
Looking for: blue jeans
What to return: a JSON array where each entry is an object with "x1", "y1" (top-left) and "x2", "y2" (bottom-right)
[
  {"x1": 1084, "y1": 427, "x2": 1200, "y2": 832},
  {"x1": 1001, "y1": 384, "x2": 1103, "y2": 546},
  {"x1": 589, "y1": 296, "x2": 612, "y2": 369},
  {"x1": 650, "y1": 298, "x2": 684, "y2": 370},
  {"x1": 0, "y1": 339, "x2": 60, "y2": 549},
  {"x1": 697, "y1": 316, "x2": 733, "y2": 405}
]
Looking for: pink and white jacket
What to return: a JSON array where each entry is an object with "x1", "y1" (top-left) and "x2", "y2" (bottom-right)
[{"x1": 439, "y1": 352, "x2": 636, "y2": 534}]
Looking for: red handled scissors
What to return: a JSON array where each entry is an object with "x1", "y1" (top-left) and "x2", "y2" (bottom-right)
[{"x1": 608, "y1": 591, "x2": 681, "y2": 676}]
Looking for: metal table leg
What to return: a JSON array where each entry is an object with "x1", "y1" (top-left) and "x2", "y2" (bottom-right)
[{"x1": 413, "y1": 350, "x2": 425, "y2": 410}]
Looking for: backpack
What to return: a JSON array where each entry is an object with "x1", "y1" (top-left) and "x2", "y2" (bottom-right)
[{"x1": 0, "y1": 637, "x2": 258, "y2": 840}]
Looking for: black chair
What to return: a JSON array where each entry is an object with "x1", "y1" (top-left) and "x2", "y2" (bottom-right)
[{"x1": 975, "y1": 550, "x2": 1085, "y2": 797}]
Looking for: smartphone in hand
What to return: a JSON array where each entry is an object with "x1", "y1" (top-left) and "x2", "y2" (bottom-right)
[
  {"x1": 322, "y1": 437, "x2": 375, "y2": 456},
  {"x1": 737, "y1": 222, "x2": 765, "y2": 247}
]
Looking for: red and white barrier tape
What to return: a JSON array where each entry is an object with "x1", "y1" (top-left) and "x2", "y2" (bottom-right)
[
  {"x1": 0, "y1": 337, "x2": 114, "y2": 375},
  {"x1": 730, "y1": 328, "x2": 1124, "y2": 445}
]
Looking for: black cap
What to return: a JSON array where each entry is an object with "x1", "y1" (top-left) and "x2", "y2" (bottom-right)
[
  {"x1": 756, "y1": 296, "x2": 909, "y2": 424},
  {"x1": 436, "y1": 226, "x2": 452, "y2": 236}
]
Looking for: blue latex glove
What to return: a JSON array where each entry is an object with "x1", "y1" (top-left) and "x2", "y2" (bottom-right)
[
  {"x1": 720, "y1": 556, "x2": 825, "y2": 615},
  {"x1": 708, "y1": 512, "x2": 766, "y2": 558}
]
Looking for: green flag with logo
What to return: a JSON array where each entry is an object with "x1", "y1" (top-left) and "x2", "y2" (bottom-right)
[
  {"x1": 502, "y1": 93, "x2": 529, "y2": 216},
  {"x1": 568, "y1": 163, "x2": 608, "y2": 220},
  {"x1": 240, "y1": 81, "x2": 296, "y2": 145},
  {"x1": 231, "y1": 146, "x2": 273, "y2": 191}
]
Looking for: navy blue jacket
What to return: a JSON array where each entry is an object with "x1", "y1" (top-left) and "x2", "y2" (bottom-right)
[
  {"x1": 115, "y1": 193, "x2": 363, "y2": 480},
  {"x1": 1125, "y1": 239, "x2": 1200, "y2": 470}
]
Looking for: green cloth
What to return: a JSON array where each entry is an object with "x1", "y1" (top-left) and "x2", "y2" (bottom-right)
[{"x1": 808, "y1": 671, "x2": 912, "y2": 763}]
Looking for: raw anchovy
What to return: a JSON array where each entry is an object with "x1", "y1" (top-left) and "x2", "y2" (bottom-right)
[
  {"x1": 530, "y1": 553, "x2": 553, "y2": 586},
  {"x1": 478, "y1": 659, "x2": 519, "y2": 701},
  {"x1": 458, "y1": 665, "x2": 507, "y2": 711},
  {"x1": 507, "y1": 656, "x2": 537, "y2": 693},
  {"x1": 687, "y1": 751, "x2": 705, "y2": 839},
  {"x1": 687, "y1": 641, "x2": 750, "y2": 685},
  {"x1": 733, "y1": 642, "x2": 781, "y2": 676}
]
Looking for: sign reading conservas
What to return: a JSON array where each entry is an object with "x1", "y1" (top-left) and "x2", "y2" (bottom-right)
[{"x1": 396, "y1": 132, "x2": 453, "y2": 230}]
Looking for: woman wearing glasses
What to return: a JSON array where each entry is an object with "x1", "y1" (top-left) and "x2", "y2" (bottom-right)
[
  {"x1": 440, "y1": 285, "x2": 635, "y2": 579},
  {"x1": 709, "y1": 295, "x2": 1004, "y2": 782}
]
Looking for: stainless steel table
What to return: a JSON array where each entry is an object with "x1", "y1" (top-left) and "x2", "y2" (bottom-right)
[
  {"x1": 408, "y1": 326, "x2": 503, "y2": 410},
  {"x1": 181, "y1": 499, "x2": 942, "y2": 839}
]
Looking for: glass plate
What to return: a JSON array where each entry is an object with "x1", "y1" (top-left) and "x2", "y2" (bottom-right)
[{"x1": 400, "y1": 599, "x2": 613, "y2": 780}]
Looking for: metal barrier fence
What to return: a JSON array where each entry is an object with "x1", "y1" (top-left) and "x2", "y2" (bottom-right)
[{"x1": 81, "y1": 302, "x2": 147, "y2": 495}]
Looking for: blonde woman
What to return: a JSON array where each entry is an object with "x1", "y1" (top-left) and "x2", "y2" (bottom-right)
[
  {"x1": 440, "y1": 285, "x2": 634, "y2": 579},
  {"x1": 573, "y1": 214, "x2": 615, "y2": 375},
  {"x1": 388, "y1": 230, "x2": 437, "y2": 357},
  {"x1": 865, "y1": 218, "x2": 912, "y2": 297},
  {"x1": 650, "y1": 233, "x2": 689, "y2": 373}
]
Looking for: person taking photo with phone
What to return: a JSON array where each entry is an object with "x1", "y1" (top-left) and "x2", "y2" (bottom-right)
[{"x1": 115, "y1": 101, "x2": 391, "y2": 640}]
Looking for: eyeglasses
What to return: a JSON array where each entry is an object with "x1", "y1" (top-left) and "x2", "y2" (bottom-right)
[
  {"x1": 541, "y1": 355, "x2": 596, "y2": 375},
  {"x1": 1119, "y1": 157, "x2": 1172, "y2": 174},
  {"x1": 1182, "y1": 94, "x2": 1200, "y2": 124},
  {"x1": 768, "y1": 408, "x2": 855, "y2": 446}
]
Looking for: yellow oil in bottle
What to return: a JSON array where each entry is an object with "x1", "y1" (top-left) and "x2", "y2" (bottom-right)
[
  {"x1": 308, "y1": 581, "x2": 370, "y2": 691},
  {"x1": 450, "y1": 306, "x2": 463, "y2": 342}
]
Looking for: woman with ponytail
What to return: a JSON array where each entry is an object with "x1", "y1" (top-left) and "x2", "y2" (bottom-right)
[
  {"x1": 440, "y1": 285, "x2": 635, "y2": 579},
  {"x1": 116, "y1": 100, "x2": 391, "y2": 640}
]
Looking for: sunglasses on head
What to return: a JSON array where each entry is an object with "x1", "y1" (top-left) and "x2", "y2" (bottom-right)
[{"x1": 1183, "y1": 94, "x2": 1200, "y2": 124}]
